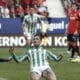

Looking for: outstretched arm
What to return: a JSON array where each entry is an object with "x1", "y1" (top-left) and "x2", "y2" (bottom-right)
[
  {"x1": 0, "y1": 58, "x2": 10, "y2": 62},
  {"x1": 9, "y1": 47, "x2": 29, "y2": 63},
  {"x1": 47, "y1": 50, "x2": 63, "y2": 61}
]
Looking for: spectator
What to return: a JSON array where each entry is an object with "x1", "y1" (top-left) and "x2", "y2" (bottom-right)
[
  {"x1": 23, "y1": 4, "x2": 29, "y2": 15},
  {"x1": 0, "y1": 0, "x2": 8, "y2": 18},
  {"x1": 15, "y1": 4, "x2": 24, "y2": 18},
  {"x1": 9, "y1": 0, "x2": 16, "y2": 18},
  {"x1": 1, "y1": 4, "x2": 10, "y2": 18}
]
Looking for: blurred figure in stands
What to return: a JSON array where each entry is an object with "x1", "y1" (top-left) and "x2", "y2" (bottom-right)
[
  {"x1": 0, "y1": 0, "x2": 9, "y2": 18},
  {"x1": 15, "y1": 4, "x2": 24, "y2": 18},
  {"x1": 41, "y1": 32, "x2": 48, "y2": 46},
  {"x1": 1, "y1": 4, "x2": 10, "y2": 18},
  {"x1": 8, "y1": 0, "x2": 16, "y2": 18}
]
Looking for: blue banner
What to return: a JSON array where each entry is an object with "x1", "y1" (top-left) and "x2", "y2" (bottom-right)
[
  {"x1": 0, "y1": 18, "x2": 68, "y2": 35},
  {"x1": 0, "y1": 18, "x2": 22, "y2": 34},
  {"x1": 48, "y1": 18, "x2": 68, "y2": 33},
  {"x1": 38, "y1": 18, "x2": 68, "y2": 34}
]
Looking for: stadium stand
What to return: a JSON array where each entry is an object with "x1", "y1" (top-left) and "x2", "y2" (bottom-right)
[
  {"x1": 0, "y1": 0, "x2": 80, "y2": 18},
  {"x1": 46, "y1": 0, "x2": 66, "y2": 17},
  {"x1": 62, "y1": 0, "x2": 80, "y2": 16},
  {"x1": 0, "y1": 0, "x2": 49, "y2": 18},
  {"x1": 0, "y1": 0, "x2": 68, "y2": 18}
]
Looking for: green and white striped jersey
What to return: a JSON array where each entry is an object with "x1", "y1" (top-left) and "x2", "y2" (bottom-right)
[
  {"x1": 12, "y1": 46, "x2": 63, "y2": 68},
  {"x1": 23, "y1": 13, "x2": 41, "y2": 35}
]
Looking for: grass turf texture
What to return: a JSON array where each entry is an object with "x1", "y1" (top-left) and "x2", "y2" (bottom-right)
[{"x1": 0, "y1": 48, "x2": 80, "y2": 80}]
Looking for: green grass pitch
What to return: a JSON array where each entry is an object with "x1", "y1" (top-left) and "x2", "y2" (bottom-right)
[{"x1": 0, "y1": 47, "x2": 80, "y2": 80}]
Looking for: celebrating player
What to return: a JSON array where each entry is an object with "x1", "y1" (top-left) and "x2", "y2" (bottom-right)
[{"x1": 9, "y1": 34, "x2": 63, "y2": 80}]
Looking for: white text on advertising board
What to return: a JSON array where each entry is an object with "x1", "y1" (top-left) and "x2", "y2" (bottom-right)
[{"x1": 0, "y1": 36, "x2": 26, "y2": 47}]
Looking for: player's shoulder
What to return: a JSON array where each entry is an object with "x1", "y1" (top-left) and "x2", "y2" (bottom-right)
[
  {"x1": 24, "y1": 14, "x2": 30, "y2": 18},
  {"x1": 33, "y1": 13, "x2": 40, "y2": 17}
]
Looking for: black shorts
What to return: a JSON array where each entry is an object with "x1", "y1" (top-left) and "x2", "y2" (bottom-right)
[{"x1": 67, "y1": 34, "x2": 77, "y2": 42}]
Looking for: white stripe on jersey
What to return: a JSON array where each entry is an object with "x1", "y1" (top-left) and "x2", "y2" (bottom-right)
[{"x1": 29, "y1": 47, "x2": 49, "y2": 69}]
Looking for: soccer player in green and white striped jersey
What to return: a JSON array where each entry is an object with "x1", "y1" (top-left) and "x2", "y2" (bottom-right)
[
  {"x1": 22, "y1": 7, "x2": 42, "y2": 45},
  {"x1": 9, "y1": 34, "x2": 63, "y2": 80}
]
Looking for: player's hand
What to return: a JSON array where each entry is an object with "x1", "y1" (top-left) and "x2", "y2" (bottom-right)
[
  {"x1": 57, "y1": 52, "x2": 64, "y2": 60},
  {"x1": 74, "y1": 30, "x2": 78, "y2": 35},
  {"x1": 57, "y1": 54, "x2": 63, "y2": 61},
  {"x1": 9, "y1": 47, "x2": 14, "y2": 54}
]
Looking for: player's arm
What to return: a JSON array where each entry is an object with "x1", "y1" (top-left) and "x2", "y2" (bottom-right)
[
  {"x1": 38, "y1": 15, "x2": 47, "y2": 33},
  {"x1": 9, "y1": 47, "x2": 29, "y2": 63},
  {"x1": 65, "y1": 18, "x2": 69, "y2": 35},
  {"x1": 46, "y1": 50, "x2": 63, "y2": 61},
  {"x1": 37, "y1": 15, "x2": 44, "y2": 32},
  {"x1": 22, "y1": 16, "x2": 27, "y2": 36}
]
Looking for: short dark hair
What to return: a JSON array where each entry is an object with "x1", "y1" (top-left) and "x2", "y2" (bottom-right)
[{"x1": 34, "y1": 34, "x2": 42, "y2": 40}]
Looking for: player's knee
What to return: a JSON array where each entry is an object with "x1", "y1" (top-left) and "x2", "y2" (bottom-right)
[
  {"x1": 31, "y1": 76, "x2": 39, "y2": 80},
  {"x1": 47, "y1": 76, "x2": 56, "y2": 80},
  {"x1": 43, "y1": 68, "x2": 57, "y2": 80},
  {"x1": 31, "y1": 72, "x2": 40, "y2": 80},
  {"x1": 45, "y1": 73, "x2": 56, "y2": 80}
]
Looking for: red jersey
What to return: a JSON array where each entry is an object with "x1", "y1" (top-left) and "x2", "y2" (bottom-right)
[
  {"x1": 22, "y1": 0, "x2": 29, "y2": 5},
  {"x1": 0, "y1": 0, "x2": 8, "y2": 7},
  {"x1": 77, "y1": 10, "x2": 80, "y2": 33},
  {"x1": 67, "y1": 7, "x2": 73, "y2": 15},
  {"x1": 67, "y1": 7, "x2": 77, "y2": 34}
]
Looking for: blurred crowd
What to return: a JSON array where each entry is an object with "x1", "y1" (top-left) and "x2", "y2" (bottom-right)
[
  {"x1": 62, "y1": 0, "x2": 80, "y2": 11},
  {"x1": 0, "y1": 0, "x2": 49, "y2": 19}
]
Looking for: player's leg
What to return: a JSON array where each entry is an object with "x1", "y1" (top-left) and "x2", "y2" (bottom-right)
[
  {"x1": 30, "y1": 72, "x2": 41, "y2": 80},
  {"x1": 69, "y1": 35, "x2": 77, "y2": 60},
  {"x1": 42, "y1": 68, "x2": 57, "y2": 80},
  {"x1": 71, "y1": 35, "x2": 80, "y2": 62},
  {"x1": 67, "y1": 34, "x2": 76, "y2": 61},
  {"x1": 24, "y1": 33, "x2": 32, "y2": 51},
  {"x1": 66, "y1": 34, "x2": 72, "y2": 54}
]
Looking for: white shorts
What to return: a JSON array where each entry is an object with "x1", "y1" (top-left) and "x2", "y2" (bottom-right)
[
  {"x1": 31, "y1": 65, "x2": 50, "y2": 76},
  {"x1": 23, "y1": 32, "x2": 33, "y2": 40}
]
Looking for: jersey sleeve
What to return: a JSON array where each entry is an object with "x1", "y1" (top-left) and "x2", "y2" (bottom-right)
[
  {"x1": 22, "y1": 16, "x2": 28, "y2": 25},
  {"x1": 37, "y1": 15, "x2": 42, "y2": 23},
  {"x1": 11, "y1": 50, "x2": 29, "y2": 63},
  {"x1": 46, "y1": 50, "x2": 63, "y2": 61}
]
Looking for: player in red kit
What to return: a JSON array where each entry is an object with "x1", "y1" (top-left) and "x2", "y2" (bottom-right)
[
  {"x1": 66, "y1": 3, "x2": 80, "y2": 62},
  {"x1": 72, "y1": 8, "x2": 80, "y2": 62},
  {"x1": 77, "y1": 9, "x2": 80, "y2": 44}
]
